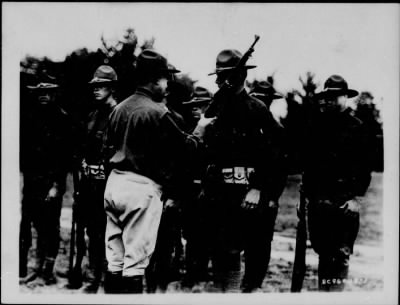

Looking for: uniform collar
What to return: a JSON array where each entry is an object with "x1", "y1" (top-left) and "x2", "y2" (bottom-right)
[{"x1": 136, "y1": 87, "x2": 157, "y2": 101}]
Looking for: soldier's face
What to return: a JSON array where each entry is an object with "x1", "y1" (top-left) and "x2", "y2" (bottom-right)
[
  {"x1": 153, "y1": 77, "x2": 169, "y2": 101},
  {"x1": 321, "y1": 94, "x2": 348, "y2": 112},
  {"x1": 215, "y1": 70, "x2": 246, "y2": 90},
  {"x1": 93, "y1": 86, "x2": 112, "y2": 103},
  {"x1": 37, "y1": 91, "x2": 55, "y2": 104}
]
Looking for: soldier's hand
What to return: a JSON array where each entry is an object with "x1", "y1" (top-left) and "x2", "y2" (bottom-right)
[
  {"x1": 197, "y1": 113, "x2": 216, "y2": 128},
  {"x1": 268, "y1": 200, "x2": 279, "y2": 209},
  {"x1": 164, "y1": 198, "x2": 179, "y2": 211},
  {"x1": 46, "y1": 183, "x2": 60, "y2": 202},
  {"x1": 340, "y1": 198, "x2": 361, "y2": 216},
  {"x1": 241, "y1": 188, "x2": 261, "y2": 210}
]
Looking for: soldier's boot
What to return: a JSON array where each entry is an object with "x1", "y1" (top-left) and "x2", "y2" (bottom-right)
[
  {"x1": 19, "y1": 254, "x2": 28, "y2": 278},
  {"x1": 330, "y1": 247, "x2": 350, "y2": 292},
  {"x1": 222, "y1": 270, "x2": 241, "y2": 293},
  {"x1": 103, "y1": 271, "x2": 124, "y2": 294},
  {"x1": 123, "y1": 275, "x2": 143, "y2": 294},
  {"x1": 66, "y1": 265, "x2": 83, "y2": 289},
  {"x1": 20, "y1": 254, "x2": 45, "y2": 286},
  {"x1": 80, "y1": 266, "x2": 101, "y2": 293},
  {"x1": 211, "y1": 271, "x2": 225, "y2": 293},
  {"x1": 42, "y1": 257, "x2": 57, "y2": 285},
  {"x1": 318, "y1": 255, "x2": 333, "y2": 291}
]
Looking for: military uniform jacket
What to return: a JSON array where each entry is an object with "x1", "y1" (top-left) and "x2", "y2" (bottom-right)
[
  {"x1": 20, "y1": 102, "x2": 74, "y2": 183},
  {"x1": 105, "y1": 87, "x2": 201, "y2": 199},
  {"x1": 84, "y1": 102, "x2": 116, "y2": 166},
  {"x1": 203, "y1": 89, "x2": 285, "y2": 201},
  {"x1": 302, "y1": 108, "x2": 372, "y2": 203}
]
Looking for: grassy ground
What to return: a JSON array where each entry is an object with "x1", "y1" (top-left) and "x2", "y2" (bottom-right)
[{"x1": 20, "y1": 172, "x2": 383, "y2": 294}]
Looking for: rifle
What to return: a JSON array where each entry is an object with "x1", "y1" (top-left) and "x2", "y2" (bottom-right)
[
  {"x1": 68, "y1": 167, "x2": 79, "y2": 285},
  {"x1": 204, "y1": 35, "x2": 260, "y2": 118},
  {"x1": 290, "y1": 187, "x2": 308, "y2": 292},
  {"x1": 67, "y1": 165, "x2": 86, "y2": 288}
]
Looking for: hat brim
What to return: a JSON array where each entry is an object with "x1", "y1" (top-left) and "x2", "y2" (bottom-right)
[
  {"x1": 89, "y1": 78, "x2": 115, "y2": 85},
  {"x1": 251, "y1": 92, "x2": 284, "y2": 100},
  {"x1": 315, "y1": 88, "x2": 359, "y2": 99},
  {"x1": 166, "y1": 67, "x2": 181, "y2": 74},
  {"x1": 27, "y1": 83, "x2": 59, "y2": 90},
  {"x1": 208, "y1": 65, "x2": 257, "y2": 76},
  {"x1": 182, "y1": 97, "x2": 212, "y2": 106}
]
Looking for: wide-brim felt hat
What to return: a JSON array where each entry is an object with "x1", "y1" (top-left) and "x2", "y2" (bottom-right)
[
  {"x1": 183, "y1": 86, "x2": 212, "y2": 106},
  {"x1": 136, "y1": 49, "x2": 181, "y2": 76},
  {"x1": 89, "y1": 65, "x2": 118, "y2": 85},
  {"x1": 208, "y1": 49, "x2": 256, "y2": 76},
  {"x1": 249, "y1": 81, "x2": 284, "y2": 100},
  {"x1": 315, "y1": 75, "x2": 359, "y2": 99},
  {"x1": 27, "y1": 72, "x2": 59, "y2": 90}
]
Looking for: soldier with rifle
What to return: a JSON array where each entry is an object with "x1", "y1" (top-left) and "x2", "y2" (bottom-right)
[
  {"x1": 68, "y1": 65, "x2": 118, "y2": 293},
  {"x1": 201, "y1": 37, "x2": 286, "y2": 292},
  {"x1": 292, "y1": 75, "x2": 372, "y2": 292}
]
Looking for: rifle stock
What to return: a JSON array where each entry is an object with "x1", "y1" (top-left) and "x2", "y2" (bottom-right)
[{"x1": 291, "y1": 189, "x2": 308, "y2": 292}]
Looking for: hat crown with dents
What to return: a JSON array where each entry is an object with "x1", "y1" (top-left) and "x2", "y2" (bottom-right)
[
  {"x1": 318, "y1": 75, "x2": 359, "y2": 98},
  {"x1": 209, "y1": 49, "x2": 256, "y2": 75},
  {"x1": 89, "y1": 65, "x2": 117, "y2": 84},
  {"x1": 136, "y1": 49, "x2": 180, "y2": 76}
]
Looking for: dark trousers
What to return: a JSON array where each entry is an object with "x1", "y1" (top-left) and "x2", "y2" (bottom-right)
[
  {"x1": 307, "y1": 199, "x2": 360, "y2": 291},
  {"x1": 72, "y1": 178, "x2": 106, "y2": 285},
  {"x1": 20, "y1": 173, "x2": 64, "y2": 276},
  {"x1": 181, "y1": 183, "x2": 212, "y2": 286},
  {"x1": 145, "y1": 201, "x2": 183, "y2": 292},
  {"x1": 206, "y1": 184, "x2": 278, "y2": 291}
]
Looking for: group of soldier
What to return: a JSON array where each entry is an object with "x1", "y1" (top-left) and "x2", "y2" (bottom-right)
[{"x1": 19, "y1": 44, "x2": 373, "y2": 294}]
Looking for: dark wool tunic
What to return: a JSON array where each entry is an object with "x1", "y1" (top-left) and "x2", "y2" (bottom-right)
[
  {"x1": 302, "y1": 108, "x2": 372, "y2": 203},
  {"x1": 203, "y1": 89, "x2": 286, "y2": 201}
]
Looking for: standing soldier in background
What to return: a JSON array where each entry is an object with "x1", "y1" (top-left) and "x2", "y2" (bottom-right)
[
  {"x1": 68, "y1": 65, "x2": 118, "y2": 293},
  {"x1": 301, "y1": 75, "x2": 372, "y2": 291},
  {"x1": 202, "y1": 48, "x2": 285, "y2": 292},
  {"x1": 248, "y1": 80, "x2": 289, "y2": 286},
  {"x1": 180, "y1": 86, "x2": 214, "y2": 291},
  {"x1": 103, "y1": 49, "x2": 215, "y2": 293},
  {"x1": 20, "y1": 73, "x2": 74, "y2": 287}
]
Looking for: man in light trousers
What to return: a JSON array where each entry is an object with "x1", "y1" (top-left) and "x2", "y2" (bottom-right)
[{"x1": 103, "y1": 49, "x2": 215, "y2": 293}]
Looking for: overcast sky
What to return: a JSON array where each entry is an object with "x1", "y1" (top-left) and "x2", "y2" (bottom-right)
[{"x1": 3, "y1": 2, "x2": 399, "y2": 107}]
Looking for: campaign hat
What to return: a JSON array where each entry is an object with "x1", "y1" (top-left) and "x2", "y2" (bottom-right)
[
  {"x1": 315, "y1": 75, "x2": 359, "y2": 99},
  {"x1": 208, "y1": 49, "x2": 256, "y2": 76}
]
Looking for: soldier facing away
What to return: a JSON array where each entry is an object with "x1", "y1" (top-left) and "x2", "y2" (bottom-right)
[
  {"x1": 301, "y1": 75, "x2": 372, "y2": 291},
  {"x1": 201, "y1": 49, "x2": 286, "y2": 292},
  {"x1": 103, "y1": 49, "x2": 215, "y2": 293}
]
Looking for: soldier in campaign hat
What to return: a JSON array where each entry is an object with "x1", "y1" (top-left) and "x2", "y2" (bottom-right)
[
  {"x1": 20, "y1": 72, "x2": 74, "y2": 288},
  {"x1": 249, "y1": 80, "x2": 284, "y2": 108},
  {"x1": 103, "y1": 49, "x2": 215, "y2": 293},
  {"x1": 182, "y1": 86, "x2": 213, "y2": 131},
  {"x1": 201, "y1": 49, "x2": 286, "y2": 292},
  {"x1": 301, "y1": 75, "x2": 372, "y2": 291},
  {"x1": 68, "y1": 65, "x2": 119, "y2": 293}
]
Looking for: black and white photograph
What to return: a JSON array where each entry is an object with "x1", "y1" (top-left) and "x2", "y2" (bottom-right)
[{"x1": 2, "y1": 2, "x2": 399, "y2": 304}]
